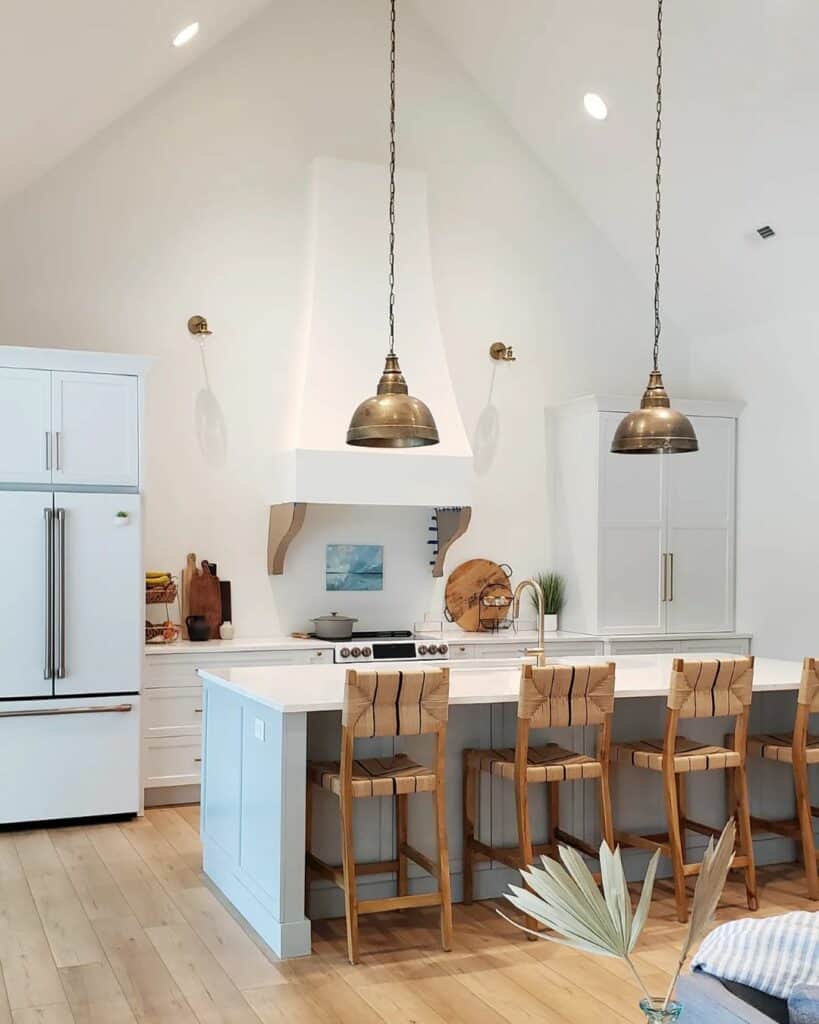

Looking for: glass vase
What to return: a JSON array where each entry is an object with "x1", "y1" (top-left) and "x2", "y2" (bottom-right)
[{"x1": 639, "y1": 998, "x2": 683, "y2": 1022}]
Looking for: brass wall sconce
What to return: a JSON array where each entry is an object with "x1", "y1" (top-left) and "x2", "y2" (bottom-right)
[
  {"x1": 187, "y1": 315, "x2": 212, "y2": 337},
  {"x1": 489, "y1": 342, "x2": 516, "y2": 362}
]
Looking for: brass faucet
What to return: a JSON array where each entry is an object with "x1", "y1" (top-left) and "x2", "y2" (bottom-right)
[{"x1": 512, "y1": 578, "x2": 546, "y2": 667}]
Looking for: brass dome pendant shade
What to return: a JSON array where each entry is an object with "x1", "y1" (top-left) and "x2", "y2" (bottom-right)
[
  {"x1": 346, "y1": 0, "x2": 439, "y2": 449},
  {"x1": 611, "y1": 0, "x2": 698, "y2": 456},
  {"x1": 347, "y1": 353, "x2": 439, "y2": 447}
]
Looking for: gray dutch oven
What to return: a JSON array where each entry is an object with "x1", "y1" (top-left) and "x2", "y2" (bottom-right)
[{"x1": 310, "y1": 612, "x2": 358, "y2": 640}]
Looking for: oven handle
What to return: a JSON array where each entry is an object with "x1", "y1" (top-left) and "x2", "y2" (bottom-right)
[{"x1": 0, "y1": 703, "x2": 133, "y2": 720}]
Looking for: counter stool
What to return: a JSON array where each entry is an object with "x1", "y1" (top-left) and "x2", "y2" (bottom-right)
[
  {"x1": 463, "y1": 661, "x2": 616, "y2": 927},
  {"x1": 746, "y1": 656, "x2": 819, "y2": 900},
  {"x1": 305, "y1": 666, "x2": 452, "y2": 964},
  {"x1": 612, "y1": 656, "x2": 757, "y2": 923}
]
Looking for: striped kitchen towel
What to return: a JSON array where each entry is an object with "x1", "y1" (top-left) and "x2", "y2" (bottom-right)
[{"x1": 692, "y1": 911, "x2": 819, "y2": 1000}]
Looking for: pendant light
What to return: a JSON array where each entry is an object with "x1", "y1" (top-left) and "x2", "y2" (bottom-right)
[
  {"x1": 611, "y1": 0, "x2": 697, "y2": 455},
  {"x1": 346, "y1": 0, "x2": 439, "y2": 448}
]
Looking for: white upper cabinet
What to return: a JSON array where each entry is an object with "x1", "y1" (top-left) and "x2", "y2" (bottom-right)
[
  {"x1": 598, "y1": 413, "x2": 667, "y2": 634},
  {"x1": 666, "y1": 416, "x2": 736, "y2": 633},
  {"x1": 52, "y1": 372, "x2": 139, "y2": 488},
  {"x1": 551, "y1": 396, "x2": 741, "y2": 636},
  {"x1": 0, "y1": 368, "x2": 52, "y2": 484}
]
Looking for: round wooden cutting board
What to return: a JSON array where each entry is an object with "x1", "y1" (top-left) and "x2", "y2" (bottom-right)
[{"x1": 445, "y1": 558, "x2": 512, "y2": 632}]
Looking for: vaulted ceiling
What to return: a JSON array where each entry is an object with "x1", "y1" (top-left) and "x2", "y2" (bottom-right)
[
  {"x1": 414, "y1": 0, "x2": 819, "y2": 336},
  {"x1": 2, "y1": 0, "x2": 816, "y2": 336},
  {"x1": 0, "y1": 0, "x2": 268, "y2": 203}
]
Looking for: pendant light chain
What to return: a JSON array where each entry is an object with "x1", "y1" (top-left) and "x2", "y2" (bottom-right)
[
  {"x1": 653, "y1": 0, "x2": 663, "y2": 373},
  {"x1": 388, "y1": 0, "x2": 397, "y2": 356}
]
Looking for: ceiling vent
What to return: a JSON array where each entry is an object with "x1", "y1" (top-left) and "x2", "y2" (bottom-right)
[{"x1": 756, "y1": 225, "x2": 775, "y2": 239}]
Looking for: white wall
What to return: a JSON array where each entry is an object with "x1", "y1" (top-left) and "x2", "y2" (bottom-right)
[
  {"x1": 0, "y1": 0, "x2": 686, "y2": 635},
  {"x1": 688, "y1": 316, "x2": 818, "y2": 659}
]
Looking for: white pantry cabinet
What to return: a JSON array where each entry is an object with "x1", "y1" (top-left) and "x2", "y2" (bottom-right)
[
  {"x1": 0, "y1": 363, "x2": 139, "y2": 488},
  {"x1": 551, "y1": 394, "x2": 743, "y2": 637}
]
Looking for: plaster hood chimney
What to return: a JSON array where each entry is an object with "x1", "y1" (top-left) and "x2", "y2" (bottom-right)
[{"x1": 271, "y1": 158, "x2": 473, "y2": 508}]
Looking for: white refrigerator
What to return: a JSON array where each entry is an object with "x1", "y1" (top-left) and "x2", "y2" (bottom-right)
[{"x1": 0, "y1": 490, "x2": 142, "y2": 824}]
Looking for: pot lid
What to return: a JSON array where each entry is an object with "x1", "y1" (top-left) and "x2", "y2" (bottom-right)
[{"x1": 311, "y1": 612, "x2": 358, "y2": 623}]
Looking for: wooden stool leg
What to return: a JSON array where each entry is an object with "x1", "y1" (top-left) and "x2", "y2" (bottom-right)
[
  {"x1": 339, "y1": 790, "x2": 360, "y2": 964},
  {"x1": 462, "y1": 752, "x2": 476, "y2": 906},
  {"x1": 732, "y1": 763, "x2": 758, "y2": 912},
  {"x1": 547, "y1": 781, "x2": 560, "y2": 848},
  {"x1": 663, "y1": 766, "x2": 689, "y2": 923},
  {"x1": 793, "y1": 759, "x2": 819, "y2": 901},
  {"x1": 598, "y1": 769, "x2": 614, "y2": 851},
  {"x1": 515, "y1": 771, "x2": 538, "y2": 938},
  {"x1": 434, "y1": 780, "x2": 453, "y2": 951},
  {"x1": 396, "y1": 793, "x2": 408, "y2": 898},
  {"x1": 305, "y1": 779, "x2": 313, "y2": 918},
  {"x1": 675, "y1": 773, "x2": 687, "y2": 861}
]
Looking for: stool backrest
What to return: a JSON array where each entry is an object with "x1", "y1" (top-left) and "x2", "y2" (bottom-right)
[
  {"x1": 515, "y1": 662, "x2": 615, "y2": 773},
  {"x1": 668, "y1": 657, "x2": 754, "y2": 719},
  {"x1": 797, "y1": 657, "x2": 819, "y2": 712},
  {"x1": 342, "y1": 667, "x2": 450, "y2": 739},
  {"x1": 518, "y1": 662, "x2": 615, "y2": 727}
]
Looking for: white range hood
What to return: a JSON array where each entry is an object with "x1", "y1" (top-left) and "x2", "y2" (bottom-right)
[{"x1": 271, "y1": 158, "x2": 472, "y2": 508}]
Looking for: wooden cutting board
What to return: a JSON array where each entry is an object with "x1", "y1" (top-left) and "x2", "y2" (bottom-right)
[
  {"x1": 445, "y1": 558, "x2": 513, "y2": 632},
  {"x1": 187, "y1": 558, "x2": 223, "y2": 639}
]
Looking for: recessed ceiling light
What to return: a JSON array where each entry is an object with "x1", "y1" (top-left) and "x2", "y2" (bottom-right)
[
  {"x1": 583, "y1": 92, "x2": 608, "y2": 121},
  {"x1": 173, "y1": 22, "x2": 200, "y2": 48}
]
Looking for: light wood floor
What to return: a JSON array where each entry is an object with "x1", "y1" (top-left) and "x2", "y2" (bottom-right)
[{"x1": 0, "y1": 807, "x2": 814, "y2": 1024}]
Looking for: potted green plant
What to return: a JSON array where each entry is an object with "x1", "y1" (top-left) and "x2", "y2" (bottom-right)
[
  {"x1": 530, "y1": 571, "x2": 565, "y2": 632},
  {"x1": 499, "y1": 820, "x2": 736, "y2": 1021}
]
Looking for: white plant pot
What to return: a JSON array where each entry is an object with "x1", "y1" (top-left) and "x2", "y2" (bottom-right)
[{"x1": 542, "y1": 613, "x2": 558, "y2": 633}]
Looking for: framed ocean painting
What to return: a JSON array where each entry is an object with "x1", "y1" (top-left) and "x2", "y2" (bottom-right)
[{"x1": 325, "y1": 544, "x2": 384, "y2": 591}]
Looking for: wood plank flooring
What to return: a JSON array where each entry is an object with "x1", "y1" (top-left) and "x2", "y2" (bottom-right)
[{"x1": 0, "y1": 807, "x2": 814, "y2": 1023}]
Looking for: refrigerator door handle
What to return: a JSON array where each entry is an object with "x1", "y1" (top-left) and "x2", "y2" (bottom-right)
[
  {"x1": 55, "y1": 507, "x2": 67, "y2": 679},
  {"x1": 43, "y1": 507, "x2": 54, "y2": 680},
  {"x1": 0, "y1": 703, "x2": 133, "y2": 720}
]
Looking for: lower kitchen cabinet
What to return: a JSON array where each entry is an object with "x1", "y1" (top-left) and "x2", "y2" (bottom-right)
[{"x1": 142, "y1": 646, "x2": 329, "y2": 801}]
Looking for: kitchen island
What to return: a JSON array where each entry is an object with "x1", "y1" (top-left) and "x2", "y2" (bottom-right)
[{"x1": 198, "y1": 654, "x2": 806, "y2": 958}]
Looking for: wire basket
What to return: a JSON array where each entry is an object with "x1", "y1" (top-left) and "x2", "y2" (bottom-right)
[
  {"x1": 145, "y1": 622, "x2": 181, "y2": 644},
  {"x1": 146, "y1": 582, "x2": 178, "y2": 605}
]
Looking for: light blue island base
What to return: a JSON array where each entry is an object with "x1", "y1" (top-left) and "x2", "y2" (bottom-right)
[
  {"x1": 201, "y1": 683, "x2": 312, "y2": 958},
  {"x1": 199, "y1": 663, "x2": 809, "y2": 961}
]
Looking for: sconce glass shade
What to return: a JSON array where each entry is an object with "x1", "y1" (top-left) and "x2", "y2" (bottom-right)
[
  {"x1": 346, "y1": 353, "x2": 439, "y2": 448},
  {"x1": 611, "y1": 370, "x2": 698, "y2": 454}
]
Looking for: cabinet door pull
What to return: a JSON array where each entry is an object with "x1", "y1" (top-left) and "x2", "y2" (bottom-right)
[
  {"x1": 661, "y1": 553, "x2": 668, "y2": 602},
  {"x1": 45, "y1": 432, "x2": 51, "y2": 471},
  {"x1": 194, "y1": 708, "x2": 203, "y2": 713},
  {"x1": 194, "y1": 756, "x2": 202, "y2": 763},
  {"x1": 668, "y1": 552, "x2": 674, "y2": 602},
  {"x1": 55, "y1": 431, "x2": 62, "y2": 471}
]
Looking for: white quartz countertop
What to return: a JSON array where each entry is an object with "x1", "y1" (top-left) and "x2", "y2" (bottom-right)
[
  {"x1": 418, "y1": 629, "x2": 752, "y2": 645},
  {"x1": 145, "y1": 636, "x2": 333, "y2": 656},
  {"x1": 198, "y1": 653, "x2": 801, "y2": 714}
]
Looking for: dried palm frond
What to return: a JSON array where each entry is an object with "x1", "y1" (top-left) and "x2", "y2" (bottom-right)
[
  {"x1": 499, "y1": 819, "x2": 737, "y2": 1010},
  {"x1": 661, "y1": 818, "x2": 736, "y2": 1008}
]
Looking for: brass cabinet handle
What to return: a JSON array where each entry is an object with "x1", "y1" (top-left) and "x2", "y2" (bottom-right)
[
  {"x1": 194, "y1": 708, "x2": 203, "y2": 713},
  {"x1": 194, "y1": 757, "x2": 202, "y2": 763},
  {"x1": 0, "y1": 703, "x2": 133, "y2": 720}
]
